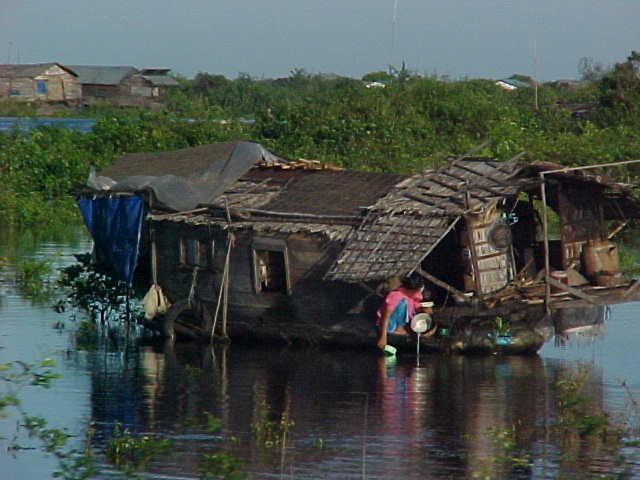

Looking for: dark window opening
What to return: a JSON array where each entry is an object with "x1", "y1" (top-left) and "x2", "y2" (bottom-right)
[
  {"x1": 36, "y1": 80, "x2": 47, "y2": 94},
  {"x1": 254, "y1": 249, "x2": 288, "y2": 293},
  {"x1": 179, "y1": 238, "x2": 199, "y2": 266}
]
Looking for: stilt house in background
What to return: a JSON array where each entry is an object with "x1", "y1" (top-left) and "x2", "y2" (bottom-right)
[{"x1": 79, "y1": 142, "x2": 640, "y2": 351}]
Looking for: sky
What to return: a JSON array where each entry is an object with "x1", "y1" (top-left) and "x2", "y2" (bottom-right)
[{"x1": 1, "y1": 0, "x2": 639, "y2": 81}]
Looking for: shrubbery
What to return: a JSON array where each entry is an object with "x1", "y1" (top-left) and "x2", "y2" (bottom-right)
[{"x1": 3, "y1": 53, "x2": 640, "y2": 227}]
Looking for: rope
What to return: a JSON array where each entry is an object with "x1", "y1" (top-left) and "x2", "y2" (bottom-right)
[{"x1": 188, "y1": 265, "x2": 200, "y2": 307}]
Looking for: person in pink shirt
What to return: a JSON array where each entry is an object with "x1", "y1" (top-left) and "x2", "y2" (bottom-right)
[{"x1": 376, "y1": 274, "x2": 426, "y2": 350}]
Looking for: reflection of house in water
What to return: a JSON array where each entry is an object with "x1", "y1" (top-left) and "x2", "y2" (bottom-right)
[
  {"x1": 79, "y1": 142, "x2": 640, "y2": 353},
  {"x1": 83, "y1": 342, "x2": 618, "y2": 479}
]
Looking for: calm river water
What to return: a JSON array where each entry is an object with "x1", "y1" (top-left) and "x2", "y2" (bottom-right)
[{"x1": 1, "y1": 229, "x2": 640, "y2": 479}]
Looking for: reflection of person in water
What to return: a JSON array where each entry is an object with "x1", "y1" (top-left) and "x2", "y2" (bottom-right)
[
  {"x1": 376, "y1": 274, "x2": 426, "y2": 350},
  {"x1": 374, "y1": 356, "x2": 423, "y2": 475}
]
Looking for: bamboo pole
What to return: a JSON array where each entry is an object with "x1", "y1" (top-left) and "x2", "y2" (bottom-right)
[
  {"x1": 545, "y1": 276, "x2": 599, "y2": 305},
  {"x1": 222, "y1": 249, "x2": 230, "y2": 338},
  {"x1": 540, "y1": 172, "x2": 551, "y2": 315},
  {"x1": 211, "y1": 235, "x2": 233, "y2": 343}
]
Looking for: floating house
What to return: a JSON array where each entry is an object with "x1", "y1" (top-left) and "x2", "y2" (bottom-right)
[
  {"x1": 79, "y1": 142, "x2": 640, "y2": 353},
  {"x1": 0, "y1": 63, "x2": 81, "y2": 104}
]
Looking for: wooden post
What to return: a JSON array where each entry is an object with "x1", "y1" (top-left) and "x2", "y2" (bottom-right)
[
  {"x1": 464, "y1": 185, "x2": 482, "y2": 295},
  {"x1": 540, "y1": 172, "x2": 551, "y2": 315}
]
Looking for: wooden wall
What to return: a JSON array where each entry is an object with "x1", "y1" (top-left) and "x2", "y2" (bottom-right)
[{"x1": 82, "y1": 76, "x2": 162, "y2": 107}]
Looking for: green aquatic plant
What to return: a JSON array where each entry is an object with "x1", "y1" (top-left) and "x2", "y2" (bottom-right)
[
  {"x1": 55, "y1": 253, "x2": 128, "y2": 323},
  {"x1": 14, "y1": 258, "x2": 53, "y2": 299},
  {"x1": 199, "y1": 453, "x2": 243, "y2": 480},
  {"x1": 105, "y1": 422, "x2": 173, "y2": 474},
  {"x1": 471, "y1": 425, "x2": 532, "y2": 479},
  {"x1": 492, "y1": 316, "x2": 511, "y2": 337},
  {"x1": 250, "y1": 401, "x2": 295, "y2": 449}
]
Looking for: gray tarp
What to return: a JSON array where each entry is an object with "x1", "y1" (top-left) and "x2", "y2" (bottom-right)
[{"x1": 87, "y1": 141, "x2": 283, "y2": 212}]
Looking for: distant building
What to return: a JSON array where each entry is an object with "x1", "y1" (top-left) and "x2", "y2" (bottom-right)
[
  {"x1": 67, "y1": 65, "x2": 178, "y2": 107},
  {"x1": 495, "y1": 76, "x2": 533, "y2": 91},
  {"x1": 364, "y1": 81, "x2": 387, "y2": 89},
  {"x1": 0, "y1": 63, "x2": 81, "y2": 104},
  {"x1": 551, "y1": 79, "x2": 582, "y2": 91}
]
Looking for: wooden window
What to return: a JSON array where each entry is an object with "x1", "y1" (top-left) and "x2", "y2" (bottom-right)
[
  {"x1": 179, "y1": 238, "x2": 198, "y2": 266},
  {"x1": 36, "y1": 80, "x2": 47, "y2": 94},
  {"x1": 197, "y1": 239, "x2": 211, "y2": 267},
  {"x1": 180, "y1": 237, "x2": 212, "y2": 267},
  {"x1": 251, "y1": 238, "x2": 291, "y2": 294}
]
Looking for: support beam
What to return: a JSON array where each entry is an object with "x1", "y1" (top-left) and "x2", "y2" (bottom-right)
[
  {"x1": 415, "y1": 268, "x2": 470, "y2": 303},
  {"x1": 623, "y1": 279, "x2": 640, "y2": 299},
  {"x1": 545, "y1": 276, "x2": 599, "y2": 306}
]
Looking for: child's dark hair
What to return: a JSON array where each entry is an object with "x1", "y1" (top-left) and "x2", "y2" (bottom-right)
[{"x1": 401, "y1": 273, "x2": 424, "y2": 290}]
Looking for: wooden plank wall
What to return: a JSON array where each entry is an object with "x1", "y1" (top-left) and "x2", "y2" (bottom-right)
[{"x1": 152, "y1": 221, "x2": 370, "y2": 331}]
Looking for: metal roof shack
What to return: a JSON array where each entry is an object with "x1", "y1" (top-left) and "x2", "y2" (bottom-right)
[
  {"x1": 66, "y1": 65, "x2": 137, "y2": 86},
  {"x1": 67, "y1": 65, "x2": 177, "y2": 106}
]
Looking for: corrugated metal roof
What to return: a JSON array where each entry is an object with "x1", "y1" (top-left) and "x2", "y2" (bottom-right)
[
  {"x1": 141, "y1": 74, "x2": 178, "y2": 87},
  {"x1": 0, "y1": 63, "x2": 76, "y2": 78},
  {"x1": 66, "y1": 65, "x2": 136, "y2": 85}
]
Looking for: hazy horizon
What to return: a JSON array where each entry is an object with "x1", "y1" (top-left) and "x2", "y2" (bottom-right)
[{"x1": 1, "y1": 1, "x2": 639, "y2": 81}]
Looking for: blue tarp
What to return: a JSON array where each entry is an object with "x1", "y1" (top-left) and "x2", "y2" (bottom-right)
[{"x1": 77, "y1": 196, "x2": 145, "y2": 286}]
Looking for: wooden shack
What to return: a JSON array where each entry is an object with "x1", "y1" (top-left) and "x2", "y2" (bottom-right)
[
  {"x1": 67, "y1": 65, "x2": 137, "y2": 105},
  {"x1": 68, "y1": 65, "x2": 178, "y2": 107},
  {"x1": 81, "y1": 144, "x2": 640, "y2": 353},
  {"x1": 0, "y1": 63, "x2": 81, "y2": 104}
]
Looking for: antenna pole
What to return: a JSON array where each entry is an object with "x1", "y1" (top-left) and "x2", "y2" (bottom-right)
[
  {"x1": 390, "y1": 0, "x2": 399, "y2": 71},
  {"x1": 534, "y1": 38, "x2": 539, "y2": 110}
]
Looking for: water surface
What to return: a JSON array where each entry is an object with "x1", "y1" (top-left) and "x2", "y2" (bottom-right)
[{"x1": 1, "y1": 231, "x2": 639, "y2": 479}]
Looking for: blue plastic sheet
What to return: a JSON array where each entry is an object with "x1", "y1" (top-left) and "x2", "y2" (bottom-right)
[{"x1": 77, "y1": 196, "x2": 144, "y2": 286}]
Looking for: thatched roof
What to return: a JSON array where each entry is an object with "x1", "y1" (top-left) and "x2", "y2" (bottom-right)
[
  {"x1": 326, "y1": 158, "x2": 525, "y2": 282},
  {"x1": 326, "y1": 157, "x2": 640, "y2": 283}
]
